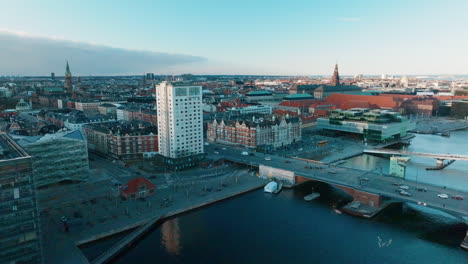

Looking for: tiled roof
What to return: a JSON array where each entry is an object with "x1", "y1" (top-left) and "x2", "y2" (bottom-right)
[
  {"x1": 279, "y1": 100, "x2": 320, "y2": 108},
  {"x1": 284, "y1": 93, "x2": 313, "y2": 100},
  {"x1": 325, "y1": 94, "x2": 398, "y2": 109},
  {"x1": 120, "y1": 177, "x2": 156, "y2": 195}
]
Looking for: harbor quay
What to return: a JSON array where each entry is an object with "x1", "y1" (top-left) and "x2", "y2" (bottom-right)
[{"x1": 39, "y1": 167, "x2": 267, "y2": 264}]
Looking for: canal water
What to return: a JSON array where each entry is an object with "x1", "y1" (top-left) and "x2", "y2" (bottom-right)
[{"x1": 82, "y1": 131, "x2": 468, "y2": 264}]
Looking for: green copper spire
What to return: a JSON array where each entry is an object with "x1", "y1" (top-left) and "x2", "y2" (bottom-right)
[{"x1": 65, "y1": 60, "x2": 71, "y2": 77}]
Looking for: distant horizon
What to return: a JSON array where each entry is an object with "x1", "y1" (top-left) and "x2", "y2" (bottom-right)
[{"x1": 2, "y1": 74, "x2": 468, "y2": 78}]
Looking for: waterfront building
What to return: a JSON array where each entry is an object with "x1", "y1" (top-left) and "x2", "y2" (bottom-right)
[
  {"x1": 14, "y1": 130, "x2": 90, "y2": 187},
  {"x1": 156, "y1": 82, "x2": 203, "y2": 169},
  {"x1": 83, "y1": 121, "x2": 158, "y2": 160},
  {"x1": 324, "y1": 94, "x2": 399, "y2": 110},
  {"x1": 450, "y1": 100, "x2": 468, "y2": 119},
  {"x1": 389, "y1": 156, "x2": 410, "y2": 178},
  {"x1": 208, "y1": 114, "x2": 302, "y2": 149},
  {"x1": 120, "y1": 177, "x2": 156, "y2": 199},
  {"x1": 0, "y1": 133, "x2": 42, "y2": 263},
  {"x1": 317, "y1": 108, "x2": 415, "y2": 142}
]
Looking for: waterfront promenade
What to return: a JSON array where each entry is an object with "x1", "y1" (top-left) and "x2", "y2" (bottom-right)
[{"x1": 40, "y1": 168, "x2": 266, "y2": 263}]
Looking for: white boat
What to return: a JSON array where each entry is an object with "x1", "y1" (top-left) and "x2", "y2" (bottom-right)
[
  {"x1": 264, "y1": 182, "x2": 278, "y2": 193},
  {"x1": 333, "y1": 208, "x2": 342, "y2": 214},
  {"x1": 273, "y1": 182, "x2": 283, "y2": 194},
  {"x1": 304, "y1": 192, "x2": 320, "y2": 201}
]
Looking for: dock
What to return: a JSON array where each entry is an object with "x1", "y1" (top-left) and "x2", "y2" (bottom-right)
[{"x1": 91, "y1": 216, "x2": 162, "y2": 264}]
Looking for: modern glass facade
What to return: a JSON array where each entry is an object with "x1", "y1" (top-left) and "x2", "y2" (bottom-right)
[
  {"x1": 317, "y1": 109, "x2": 416, "y2": 142},
  {"x1": 0, "y1": 133, "x2": 42, "y2": 264}
]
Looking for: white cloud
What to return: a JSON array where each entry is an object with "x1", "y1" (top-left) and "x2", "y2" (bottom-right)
[{"x1": 0, "y1": 29, "x2": 206, "y2": 75}]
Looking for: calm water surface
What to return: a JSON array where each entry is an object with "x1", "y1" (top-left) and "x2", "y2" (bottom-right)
[{"x1": 82, "y1": 132, "x2": 468, "y2": 264}]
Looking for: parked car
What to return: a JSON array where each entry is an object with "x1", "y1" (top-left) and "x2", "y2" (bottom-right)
[
  {"x1": 437, "y1": 194, "x2": 449, "y2": 199},
  {"x1": 451, "y1": 195, "x2": 463, "y2": 200}
]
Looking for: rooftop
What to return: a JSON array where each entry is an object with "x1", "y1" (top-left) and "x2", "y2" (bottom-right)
[
  {"x1": 283, "y1": 93, "x2": 314, "y2": 100},
  {"x1": 84, "y1": 121, "x2": 157, "y2": 136},
  {"x1": 0, "y1": 133, "x2": 29, "y2": 160},
  {"x1": 246, "y1": 90, "x2": 273, "y2": 96}
]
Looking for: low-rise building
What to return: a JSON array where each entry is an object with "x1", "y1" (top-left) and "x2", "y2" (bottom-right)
[
  {"x1": 228, "y1": 104, "x2": 272, "y2": 115},
  {"x1": 120, "y1": 177, "x2": 156, "y2": 199}
]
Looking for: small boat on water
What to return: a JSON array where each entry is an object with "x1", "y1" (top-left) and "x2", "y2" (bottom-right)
[
  {"x1": 304, "y1": 192, "x2": 320, "y2": 201},
  {"x1": 273, "y1": 182, "x2": 283, "y2": 194},
  {"x1": 264, "y1": 182, "x2": 278, "y2": 193},
  {"x1": 333, "y1": 208, "x2": 342, "y2": 214}
]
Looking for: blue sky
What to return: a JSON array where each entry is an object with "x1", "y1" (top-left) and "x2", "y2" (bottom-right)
[{"x1": 0, "y1": 0, "x2": 467, "y2": 75}]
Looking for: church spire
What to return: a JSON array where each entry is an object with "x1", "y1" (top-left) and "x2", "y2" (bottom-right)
[
  {"x1": 331, "y1": 63, "x2": 340, "y2": 86},
  {"x1": 65, "y1": 60, "x2": 73, "y2": 94}
]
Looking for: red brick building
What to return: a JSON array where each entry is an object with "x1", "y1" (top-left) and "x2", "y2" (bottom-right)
[
  {"x1": 208, "y1": 115, "x2": 302, "y2": 149},
  {"x1": 83, "y1": 121, "x2": 158, "y2": 160}
]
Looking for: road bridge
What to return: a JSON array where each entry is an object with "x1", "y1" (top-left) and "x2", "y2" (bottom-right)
[
  {"x1": 206, "y1": 144, "x2": 468, "y2": 249},
  {"x1": 364, "y1": 149, "x2": 468, "y2": 161}
]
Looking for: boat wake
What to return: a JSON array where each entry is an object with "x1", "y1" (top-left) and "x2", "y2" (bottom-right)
[{"x1": 377, "y1": 236, "x2": 392, "y2": 248}]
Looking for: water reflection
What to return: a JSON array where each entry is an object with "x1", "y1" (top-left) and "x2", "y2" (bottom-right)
[
  {"x1": 343, "y1": 130, "x2": 468, "y2": 192},
  {"x1": 161, "y1": 218, "x2": 181, "y2": 255}
]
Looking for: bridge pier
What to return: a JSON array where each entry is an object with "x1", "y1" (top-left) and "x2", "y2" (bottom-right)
[
  {"x1": 335, "y1": 185, "x2": 391, "y2": 218},
  {"x1": 462, "y1": 226, "x2": 468, "y2": 251}
]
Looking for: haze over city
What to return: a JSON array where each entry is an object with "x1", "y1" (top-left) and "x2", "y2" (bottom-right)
[{"x1": 1, "y1": 0, "x2": 468, "y2": 75}]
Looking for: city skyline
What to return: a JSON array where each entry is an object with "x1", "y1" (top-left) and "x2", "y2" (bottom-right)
[{"x1": 0, "y1": 0, "x2": 467, "y2": 75}]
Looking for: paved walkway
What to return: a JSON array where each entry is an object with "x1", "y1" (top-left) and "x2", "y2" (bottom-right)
[{"x1": 40, "y1": 168, "x2": 266, "y2": 263}]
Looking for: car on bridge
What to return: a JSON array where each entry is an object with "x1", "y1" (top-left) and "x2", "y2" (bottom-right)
[
  {"x1": 265, "y1": 157, "x2": 272, "y2": 161},
  {"x1": 417, "y1": 187, "x2": 427, "y2": 192},
  {"x1": 437, "y1": 193, "x2": 449, "y2": 199},
  {"x1": 452, "y1": 195, "x2": 463, "y2": 200},
  {"x1": 398, "y1": 185, "x2": 409, "y2": 190},
  {"x1": 399, "y1": 190, "x2": 411, "y2": 197}
]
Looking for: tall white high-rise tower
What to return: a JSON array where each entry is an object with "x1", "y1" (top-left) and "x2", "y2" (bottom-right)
[{"x1": 156, "y1": 81, "x2": 204, "y2": 160}]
